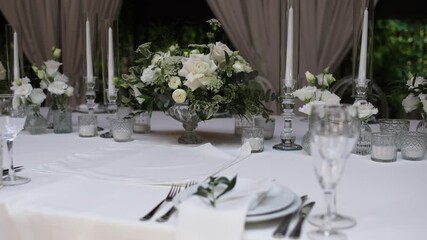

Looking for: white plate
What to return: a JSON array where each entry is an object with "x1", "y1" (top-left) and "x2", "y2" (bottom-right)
[{"x1": 173, "y1": 182, "x2": 300, "y2": 223}]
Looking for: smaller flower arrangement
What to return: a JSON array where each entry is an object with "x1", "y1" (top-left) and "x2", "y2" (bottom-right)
[
  {"x1": 401, "y1": 73, "x2": 427, "y2": 115},
  {"x1": 293, "y1": 68, "x2": 341, "y2": 115},
  {"x1": 10, "y1": 76, "x2": 46, "y2": 109},
  {"x1": 32, "y1": 47, "x2": 74, "y2": 110},
  {"x1": 118, "y1": 19, "x2": 271, "y2": 121}
]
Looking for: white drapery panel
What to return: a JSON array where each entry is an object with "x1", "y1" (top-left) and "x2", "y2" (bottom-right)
[
  {"x1": 0, "y1": 0, "x2": 122, "y2": 106},
  {"x1": 206, "y1": 0, "x2": 282, "y2": 113},
  {"x1": 207, "y1": 0, "x2": 355, "y2": 113}
]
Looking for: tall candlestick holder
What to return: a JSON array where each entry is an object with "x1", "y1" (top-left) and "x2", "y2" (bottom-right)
[
  {"x1": 100, "y1": 89, "x2": 118, "y2": 138},
  {"x1": 273, "y1": 0, "x2": 301, "y2": 151}
]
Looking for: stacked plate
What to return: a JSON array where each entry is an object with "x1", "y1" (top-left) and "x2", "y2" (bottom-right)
[{"x1": 174, "y1": 181, "x2": 301, "y2": 223}]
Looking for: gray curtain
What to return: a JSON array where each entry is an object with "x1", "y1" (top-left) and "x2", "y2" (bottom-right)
[
  {"x1": 0, "y1": 0, "x2": 122, "y2": 106},
  {"x1": 207, "y1": 0, "x2": 355, "y2": 113}
]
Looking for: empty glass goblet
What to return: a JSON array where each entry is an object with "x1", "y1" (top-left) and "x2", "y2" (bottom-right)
[
  {"x1": 0, "y1": 94, "x2": 30, "y2": 185},
  {"x1": 308, "y1": 104, "x2": 360, "y2": 240}
]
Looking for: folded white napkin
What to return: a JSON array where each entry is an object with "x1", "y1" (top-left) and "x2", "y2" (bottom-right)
[
  {"x1": 175, "y1": 178, "x2": 273, "y2": 240},
  {"x1": 34, "y1": 142, "x2": 251, "y2": 185}
]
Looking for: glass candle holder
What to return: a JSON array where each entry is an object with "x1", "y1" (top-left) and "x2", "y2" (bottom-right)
[
  {"x1": 370, "y1": 132, "x2": 397, "y2": 163},
  {"x1": 133, "y1": 111, "x2": 151, "y2": 133},
  {"x1": 378, "y1": 119, "x2": 410, "y2": 151},
  {"x1": 254, "y1": 117, "x2": 276, "y2": 140},
  {"x1": 78, "y1": 115, "x2": 98, "y2": 137},
  {"x1": 401, "y1": 131, "x2": 427, "y2": 161},
  {"x1": 234, "y1": 115, "x2": 254, "y2": 137},
  {"x1": 241, "y1": 127, "x2": 264, "y2": 153},
  {"x1": 111, "y1": 117, "x2": 134, "y2": 142}
]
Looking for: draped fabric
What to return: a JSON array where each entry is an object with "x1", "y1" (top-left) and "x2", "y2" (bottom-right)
[
  {"x1": 0, "y1": 0, "x2": 122, "y2": 106},
  {"x1": 207, "y1": 0, "x2": 356, "y2": 113}
]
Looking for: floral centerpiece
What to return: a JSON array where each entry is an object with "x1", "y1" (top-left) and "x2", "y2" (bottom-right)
[
  {"x1": 118, "y1": 19, "x2": 271, "y2": 143},
  {"x1": 293, "y1": 68, "x2": 341, "y2": 153},
  {"x1": 32, "y1": 47, "x2": 74, "y2": 133},
  {"x1": 10, "y1": 76, "x2": 47, "y2": 134},
  {"x1": 401, "y1": 73, "x2": 427, "y2": 132}
]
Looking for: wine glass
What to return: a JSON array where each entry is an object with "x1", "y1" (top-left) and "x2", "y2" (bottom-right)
[
  {"x1": 308, "y1": 104, "x2": 360, "y2": 240},
  {"x1": 0, "y1": 94, "x2": 30, "y2": 185}
]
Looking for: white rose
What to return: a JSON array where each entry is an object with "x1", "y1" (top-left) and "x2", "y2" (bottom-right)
[
  {"x1": 29, "y1": 88, "x2": 47, "y2": 104},
  {"x1": 44, "y1": 60, "x2": 62, "y2": 76},
  {"x1": 305, "y1": 71, "x2": 316, "y2": 85},
  {"x1": 47, "y1": 81, "x2": 67, "y2": 95},
  {"x1": 172, "y1": 88, "x2": 187, "y2": 103},
  {"x1": 319, "y1": 90, "x2": 341, "y2": 105},
  {"x1": 402, "y1": 93, "x2": 420, "y2": 113},
  {"x1": 151, "y1": 53, "x2": 164, "y2": 65},
  {"x1": 40, "y1": 80, "x2": 48, "y2": 89},
  {"x1": 65, "y1": 86, "x2": 74, "y2": 97},
  {"x1": 168, "y1": 76, "x2": 181, "y2": 89},
  {"x1": 179, "y1": 54, "x2": 218, "y2": 91},
  {"x1": 299, "y1": 100, "x2": 325, "y2": 115},
  {"x1": 211, "y1": 42, "x2": 232, "y2": 64},
  {"x1": 14, "y1": 84, "x2": 33, "y2": 97},
  {"x1": 140, "y1": 66, "x2": 160, "y2": 84},
  {"x1": 422, "y1": 99, "x2": 427, "y2": 114},
  {"x1": 293, "y1": 86, "x2": 317, "y2": 102},
  {"x1": 353, "y1": 101, "x2": 378, "y2": 119}
]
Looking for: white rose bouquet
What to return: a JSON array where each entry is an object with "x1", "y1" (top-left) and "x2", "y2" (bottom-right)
[
  {"x1": 293, "y1": 68, "x2": 341, "y2": 115},
  {"x1": 32, "y1": 47, "x2": 74, "y2": 110},
  {"x1": 402, "y1": 74, "x2": 427, "y2": 116},
  {"x1": 118, "y1": 19, "x2": 271, "y2": 120}
]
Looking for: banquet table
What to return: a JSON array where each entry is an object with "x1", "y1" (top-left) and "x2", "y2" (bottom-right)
[{"x1": 1, "y1": 110, "x2": 427, "y2": 240}]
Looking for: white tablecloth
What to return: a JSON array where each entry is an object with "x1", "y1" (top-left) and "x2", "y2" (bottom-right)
[{"x1": 0, "y1": 110, "x2": 426, "y2": 240}]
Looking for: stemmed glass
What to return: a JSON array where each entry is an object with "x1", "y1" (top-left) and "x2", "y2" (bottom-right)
[
  {"x1": 0, "y1": 94, "x2": 30, "y2": 185},
  {"x1": 308, "y1": 104, "x2": 360, "y2": 240}
]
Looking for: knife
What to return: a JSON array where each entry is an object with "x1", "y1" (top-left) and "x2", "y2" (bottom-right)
[
  {"x1": 288, "y1": 201, "x2": 316, "y2": 239},
  {"x1": 273, "y1": 195, "x2": 308, "y2": 238}
]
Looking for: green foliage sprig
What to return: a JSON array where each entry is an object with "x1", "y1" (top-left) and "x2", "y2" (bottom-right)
[{"x1": 194, "y1": 175, "x2": 237, "y2": 207}]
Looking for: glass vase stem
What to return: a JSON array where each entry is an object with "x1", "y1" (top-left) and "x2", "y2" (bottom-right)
[{"x1": 273, "y1": 91, "x2": 302, "y2": 151}]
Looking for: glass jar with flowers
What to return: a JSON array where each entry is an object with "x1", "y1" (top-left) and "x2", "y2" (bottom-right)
[
  {"x1": 32, "y1": 47, "x2": 74, "y2": 133},
  {"x1": 293, "y1": 68, "x2": 341, "y2": 154},
  {"x1": 402, "y1": 73, "x2": 427, "y2": 133},
  {"x1": 118, "y1": 19, "x2": 272, "y2": 144},
  {"x1": 352, "y1": 100, "x2": 378, "y2": 155},
  {"x1": 11, "y1": 77, "x2": 47, "y2": 134}
]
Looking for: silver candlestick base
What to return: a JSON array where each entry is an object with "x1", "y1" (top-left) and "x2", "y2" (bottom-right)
[{"x1": 273, "y1": 89, "x2": 302, "y2": 151}]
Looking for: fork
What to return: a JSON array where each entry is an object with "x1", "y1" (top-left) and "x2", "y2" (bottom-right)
[
  {"x1": 140, "y1": 184, "x2": 181, "y2": 221},
  {"x1": 156, "y1": 180, "x2": 197, "y2": 222}
]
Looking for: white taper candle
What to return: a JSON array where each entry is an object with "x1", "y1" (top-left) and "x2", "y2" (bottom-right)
[
  {"x1": 108, "y1": 27, "x2": 115, "y2": 96},
  {"x1": 284, "y1": 7, "x2": 293, "y2": 88},
  {"x1": 86, "y1": 18, "x2": 94, "y2": 83},
  {"x1": 358, "y1": 8, "x2": 368, "y2": 85},
  {"x1": 13, "y1": 31, "x2": 20, "y2": 79}
]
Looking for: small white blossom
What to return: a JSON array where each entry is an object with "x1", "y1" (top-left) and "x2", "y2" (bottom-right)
[
  {"x1": 353, "y1": 101, "x2": 378, "y2": 120},
  {"x1": 211, "y1": 42, "x2": 232, "y2": 64},
  {"x1": 48, "y1": 81, "x2": 68, "y2": 95},
  {"x1": 305, "y1": 71, "x2": 316, "y2": 85},
  {"x1": 65, "y1": 86, "x2": 74, "y2": 97},
  {"x1": 293, "y1": 86, "x2": 317, "y2": 102},
  {"x1": 406, "y1": 76, "x2": 427, "y2": 90},
  {"x1": 402, "y1": 93, "x2": 420, "y2": 113},
  {"x1": 168, "y1": 76, "x2": 181, "y2": 89},
  {"x1": 172, "y1": 88, "x2": 187, "y2": 103},
  {"x1": 44, "y1": 60, "x2": 62, "y2": 76},
  {"x1": 52, "y1": 47, "x2": 62, "y2": 59},
  {"x1": 319, "y1": 90, "x2": 340, "y2": 105},
  {"x1": 29, "y1": 88, "x2": 47, "y2": 105},
  {"x1": 140, "y1": 66, "x2": 160, "y2": 84}
]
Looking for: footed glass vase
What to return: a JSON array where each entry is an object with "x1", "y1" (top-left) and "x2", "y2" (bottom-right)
[
  {"x1": 168, "y1": 104, "x2": 202, "y2": 144},
  {"x1": 53, "y1": 108, "x2": 73, "y2": 133},
  {"x1": 416, "y1": 112, "x2": 427, "y2": 133},
  {"x1": 25, "y1": 104, "x2": 48, "y2": 134},
  {"x1": 353, "y1": 120, "x2": 372, "y2": 155}
]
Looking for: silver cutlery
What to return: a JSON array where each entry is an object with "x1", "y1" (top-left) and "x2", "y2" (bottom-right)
[
  {"x1": 273, "y1": 195, "x2": 308, "y2": 238},
  {"x1": 289, "y1": 201, "x2": 316, "y2": 239},
  {"x1": 140, "y1": 184, "x2": 181, "y2": 221},
  {"x1": 2, "y1": 166, "x2": 24, "y2": 176},
  {"x1": 156, "y1": 180, "x2": 197, "y2": 222}
]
